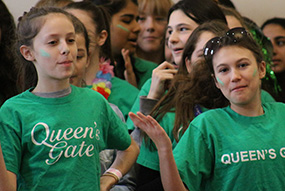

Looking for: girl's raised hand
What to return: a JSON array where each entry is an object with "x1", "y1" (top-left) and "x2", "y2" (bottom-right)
[
  {"x1": 147, "y1": 61, "x2": 177, "y2": 100},
  {"x1": 122, "y1": 48, "x2": 138, "y2": 88},
  {"x1": 128, "y1": 112, "x2": 172, "y2": 151}
]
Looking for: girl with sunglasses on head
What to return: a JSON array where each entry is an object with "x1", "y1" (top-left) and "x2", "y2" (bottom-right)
[
  {"x1": 126, "y1": 0, "x2": 227, "y2": 131},
  {"x1": 129, "y1": 27, "x2": 285, "y2": 191},
  {"x1": 131, "y1": 20, "x2": 229, "y2": 191},
  {"x1": 0, "y1": 7, "x2": 139, "y2": 191}
]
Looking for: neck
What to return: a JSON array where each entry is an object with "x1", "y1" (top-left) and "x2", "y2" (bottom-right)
[
  {"x1": 85, "y1": 52, "x2": 100, "y2": 85},
  {"x1": 230, "y1": 95, "x2": 264, "y2": 117},
  {"x1": 33, "y1": 78, "x2": 70, "y2": 93},
  {"x1": 136, "y1": 47, "x2": 164, "y2": 64}
]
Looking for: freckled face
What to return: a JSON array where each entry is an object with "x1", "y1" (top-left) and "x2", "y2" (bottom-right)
[
  {"x1": 30, "y1": 13, "x2": 77, "y2": 81},
  {"x1": 213, "y1": 46, "x2": 265, "y2": 107}
]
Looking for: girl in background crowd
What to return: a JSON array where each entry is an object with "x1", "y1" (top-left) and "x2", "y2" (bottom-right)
[
  {"x1": 92, "y1": 0, "x2": 158, "y2": 89},
  {"x1": 0, "y1": 0, "x2": 19, "y2": 106},
  {"x1": 130, "y1": 27, "x2": 285, "y2": 191},
  {"x1": 262, "y1": 17, "x2": 285, "y2": 102},
  {"x1": 64, "y1": 1, "x2": 140, "y2": 120},
  {"x1": 127, "y1": 0, "x2": 227, "y2": 131},
  {"x1": 136, "y1": 0, "x2": 173, "y2": 64},
  {"x1": 132, "y1": 21, "x2": 229, "y2": 191},
  {"x1": 0, "y1": 7, "x2": 138, "y2": 191}
]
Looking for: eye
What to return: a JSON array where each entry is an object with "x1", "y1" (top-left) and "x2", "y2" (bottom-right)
[
  {"x1": 48, "y1": 40, "x2": 57, "y2": 45},
  {"x1": 238, "y1": 63, "x2": 249, "y2": 68},
  {"x1": 276, "y1": 39, "x2": 285, "y2": 46},
  {"x1": 67, "y1": 38, "x2": 75, "y2": 44},
  {"x1": 166, "y1": 28, "x2": 172, "y2": 35},
  {"x1": 218, "y1": 67, "x2": 229, "y2": 73},
  {"x1": 138, "y1": 16, "x2": 146, "y2": 22},
  {"x1": 179, "y1": 26, "x2": 189, "y2": 32},
  {"x1": 154, "y1": 16, "x2": 166, "y2": 22}
]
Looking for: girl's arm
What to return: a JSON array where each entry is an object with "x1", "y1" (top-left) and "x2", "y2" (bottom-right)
[
  {"x1": 0, "y1": 144, "x2": 17, "y2": 191},
  {"x1": 129, "y1": 112, "x2": 188, "y2": 191},
  {"x1": 100, "y1": 137, "x2": 139, "y2": 191}
]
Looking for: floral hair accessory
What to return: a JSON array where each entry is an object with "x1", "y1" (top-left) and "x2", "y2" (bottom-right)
[{"x1": 91, "y1": 58, "x2": 114, "y2": 100}]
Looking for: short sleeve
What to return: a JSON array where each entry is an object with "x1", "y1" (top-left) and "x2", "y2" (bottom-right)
[{"x1": 173, "y1": 123, "x2": 213, "y2": 190}]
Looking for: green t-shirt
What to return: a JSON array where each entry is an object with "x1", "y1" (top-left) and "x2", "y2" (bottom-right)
[
  {"x1": 108, "y1": 76, "x2": 139, "y2": 120},
  {"x1": 174, "y1": 102, "x2": 285, "y2": 191},
  {"x1": 0, "y1": 85, "x2": 131, "y2": 191},
  {"x1": 133, "y1": 57, "x2": 157, "y2": 89}
]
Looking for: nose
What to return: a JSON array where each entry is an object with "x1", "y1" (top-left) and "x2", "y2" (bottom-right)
[
  {"x1": 60, "y1": 41, "x2": 70, "y2": 55},
  {"x1": 168, "y1": 30, "x2": 179, "y2": 46},
  {"x1": 132, "y1": 18, "x2": 141, "y2": 34},
  {"x1": 145, "y1": 17, "x2": 155, "y2": 32},
  {"x1": 231, "y1": 68, "x2": 241, "y2": 82}
]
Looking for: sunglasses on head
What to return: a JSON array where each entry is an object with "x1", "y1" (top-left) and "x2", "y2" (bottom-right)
[{"x1": 203, "y1": 27, "x2": 253, "y2": 62}]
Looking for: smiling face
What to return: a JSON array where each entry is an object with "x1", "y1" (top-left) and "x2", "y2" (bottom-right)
[
  {"x1": 167, "y1": 10, "x2": 199, "y2": 65},
  {"x1": 263, "y1": 23, "x2": 285, "y2": 73},
  {"x1": 212, "y1": 46, "x2": 265, "y2": 110},
  {"x1": 110, "y1": 0, "x2": 141, "y2": 57},
  {"x1": 25, "y1": 13, "x2": 77, "y2": 84}
]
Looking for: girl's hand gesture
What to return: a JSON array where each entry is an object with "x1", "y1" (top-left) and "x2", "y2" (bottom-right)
[
  {"x1": 122, "y1": 48, "x2": 137, "y2": 88},
  {"x1": 147, "y1": 61, "x2": 177, "y2": 100}
]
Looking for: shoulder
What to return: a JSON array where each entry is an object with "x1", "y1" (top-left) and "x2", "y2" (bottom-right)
[
  {"x1": 263, "y1": 102, "x2": 285, "y2": 113},
  {"x1": 111, "y1": 77, "x2": 139, "y2": 92}
]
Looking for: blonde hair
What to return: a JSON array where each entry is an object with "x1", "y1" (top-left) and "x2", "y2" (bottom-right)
[{"x1": 138, "y1": 0, "x2": 173, "y2": 17}]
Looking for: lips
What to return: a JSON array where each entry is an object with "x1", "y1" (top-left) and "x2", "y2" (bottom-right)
[
  {"x1": 172, "y1": 48, "x2": 183, "y2": 54},
  {"x1": 59, "y1": 60, "x2": 73, "y2": 65},
  {"x1": 231, "y1": 85, "x2": 247, "y2": 92},
  {"x1": 143, "y1": 36, "x2": 157, "y2": 40},
  {"x1": 128, "y1": 38, "x2": 137, "y2": 46}
]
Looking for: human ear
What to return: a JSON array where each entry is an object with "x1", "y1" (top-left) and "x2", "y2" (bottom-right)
[
  {"x1": 258, "y1": 61, "x2": 266, "y2": 79},
  {"x1": 185, "y1": 58, "x2": 192, "y2": 73},
  {"x1": 97, "y1": 30, "x2": 108, "y2": 46},
  {"x1": 20, "y1": 45, "x2": 35, "y2": 61}
]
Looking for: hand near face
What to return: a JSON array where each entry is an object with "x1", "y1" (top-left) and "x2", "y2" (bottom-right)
[
  {"x1": 122, "y1": 48, "x2": 137, "y2": 87},
  {"x1": 147, "y1": 61, "x2": 177, "y2": 99}
]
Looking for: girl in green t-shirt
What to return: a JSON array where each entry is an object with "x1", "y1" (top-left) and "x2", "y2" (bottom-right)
[
  {"x1": 0, "y1": 7, "x2": 139, "y2": 191},
  {"x1": 129, "y1": 27, "x2": 285, "y2": 190}
]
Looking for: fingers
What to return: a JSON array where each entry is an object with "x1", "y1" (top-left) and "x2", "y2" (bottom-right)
[{"x1": 121, "y1": 48, "x2": 131, "y2": 72}]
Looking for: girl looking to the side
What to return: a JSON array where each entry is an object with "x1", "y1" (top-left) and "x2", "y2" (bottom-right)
[
  {"x1": 93, "y1": 0, "x2": 158, "y2": 89},
  {"x1": 130, "y1": 27, "x2": 285, "y2": 191},
  {"x1": 0, "y1": 7, "x2": 138, "y2": 191}
]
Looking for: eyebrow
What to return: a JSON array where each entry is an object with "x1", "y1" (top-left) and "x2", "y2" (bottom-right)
[
  {"x1": 274, "y1": 36, "x2": 285, "y2": 41},
  {"x1": 167, "y1": 23, "x2": 191, "y2": 29},
  {"x1": 120, "y1": 14, "x2": 135, "y2": 19}
]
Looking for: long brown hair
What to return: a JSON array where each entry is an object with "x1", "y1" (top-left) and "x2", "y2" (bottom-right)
[{"x1": 149, "y1": 21, "x2": 229, "y2": 144}]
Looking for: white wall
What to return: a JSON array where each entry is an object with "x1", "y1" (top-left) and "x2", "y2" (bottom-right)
[{"x1": 3, "y1": 0, "x2": 285, "y2": 27}]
